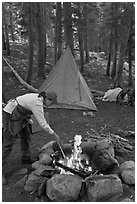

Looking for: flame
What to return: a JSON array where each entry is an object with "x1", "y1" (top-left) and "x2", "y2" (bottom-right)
[{"x1": 59, "y1": 135, "x2": 92, "y2": 174}]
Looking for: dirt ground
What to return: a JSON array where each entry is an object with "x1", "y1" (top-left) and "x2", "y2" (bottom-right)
[{"x1": 2, "y1": 44, "x2": 135, "y2": 202}]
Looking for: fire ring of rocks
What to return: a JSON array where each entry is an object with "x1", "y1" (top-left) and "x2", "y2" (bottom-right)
[{"x1": 17, "y1": 135, "x2": 134, "y2": 202}]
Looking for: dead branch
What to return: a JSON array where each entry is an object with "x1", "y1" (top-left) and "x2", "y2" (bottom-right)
[
  {"x1": 90, "y1": 89, "x2": 105, "y2": 97},
  {"x1": 3, "y1": 57, "x2": 38, "y2": 93}
]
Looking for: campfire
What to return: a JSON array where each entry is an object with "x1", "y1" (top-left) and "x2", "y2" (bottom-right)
[
  {"x1": 21, "y1": 132, "x2": 134, "y2": 202},
  {"x1": 53, "y1": 135, "x2": 92, "y2": 177}
]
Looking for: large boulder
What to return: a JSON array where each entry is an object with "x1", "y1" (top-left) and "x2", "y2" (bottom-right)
[
  {"x1": 92, "y1": 149, "x2": 118, "y2": 173},
  {"x1": 120, "y1": 161, "x2": 135, "y2": 185},
  {"x1": 95, "y1": 138, "x2": 115, "y2": 157},
  {"x1": 86, "y1": 174, "x2": 123, "y2": 201},
  {"x1": 81, "y1": 139, "x2": 119, "y2": 173},
  {"x1": 46, "y1": 174, "x2": 82, "y2": 201},
  {"x1": 24, "y1": 172, "x2": 48, "y2": 192}
]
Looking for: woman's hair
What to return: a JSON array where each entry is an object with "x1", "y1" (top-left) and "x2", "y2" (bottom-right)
[
  {"x1": 38, "y1": 91, "x2": 57, "y2": 104},
  {"x1": 38, "y1": 91, "x2": 46, "y2": 99}
]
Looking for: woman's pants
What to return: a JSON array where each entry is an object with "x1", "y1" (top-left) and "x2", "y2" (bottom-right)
[{"x1": 2, "y1": 111, "x2": 31, "y2": 172}]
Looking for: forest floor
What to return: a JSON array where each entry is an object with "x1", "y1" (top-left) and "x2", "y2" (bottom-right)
[{"x1": 2, "y1": 42, "x2": 135, "y2": 202}]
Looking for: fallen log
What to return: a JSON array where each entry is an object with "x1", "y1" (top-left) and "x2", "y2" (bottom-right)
[{"x1": 3, "y1": 57, "x2": 38, "y2": 93}]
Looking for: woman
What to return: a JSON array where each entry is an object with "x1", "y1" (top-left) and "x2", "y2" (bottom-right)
[{"x1": 2, "y1": 91, "x2": 60, "y2": 185}]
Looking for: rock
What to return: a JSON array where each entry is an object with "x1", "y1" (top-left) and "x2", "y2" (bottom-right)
[
  {"x1": 92, "y1": 149, "x2": 119, "y2": 173},
  {"x1": 39, "y1": 153, "x2": 53, "y2": 165},
  {"x1": 34, "y1": 165, "x2": 55, "y2": 177},
  {"x1": 96, "y1": 139, "x2": 115, "y2": 157},
  {"x1": 109, "y1": 165, "x2": 120, "y2": 175},
  {"x1": 15, "y1": 168, "x2": 28, "y2": 175},
  {"x1": 83, "y1": 111, "x2": 95, "y2": 117},
  {"x1": 24, "y1": 173, "x2": 48, "y2": 192},
  {"x1": 121, "y1": 170, "x2": 135, "y2": 185},
  {"x1": 28, "y1": 171, "x2": 35, "y2": 178},
  {"x1": 32, "y1": 161, "x2": 42, "y2": 169},
  {"x1": 104, "y1": 194, "x2": 121, "y2": 202},
  {"x1": 120, "y1": 161, "x2": 135, "y2": 185},
  {"x1": 81, "y1": 139, "x2": 119, "y2": 173},
  {"x1": 81, "y1": 141, "x2": 96, "y2": 156},
  {"x1": 41, "y1": 195, "x2": 50, "y2": 202},
  {"x1": 32, "y1": 161, "x2": 54, "y2": 174},
  {"x1": 39, "y1": 141, "x2": 55, "y2": 155},
  {"x1": 121, "y1": 198, "x2": 133, "y2": 202},
  {"x1": 46, "y1": 174, "x2": 82, "y2": 201},
  {"x1": 24, "y1": 180, "x2": 39, "y2": 192},
  {"x1": 120, "y1": 161, "x2": 135, "y2": 172},
  {"x1": 34, "y1": 197, "x2": 42, "y2": 202},
  {"x1": 14, "y1": 175, "x2": 28, "y2": 187},
  {"x1": 37, "y1": 180, "x2": 48, "y2": 198},
  {"x1": 86, "y1": 174, "x2": 123, "y2": 202}
]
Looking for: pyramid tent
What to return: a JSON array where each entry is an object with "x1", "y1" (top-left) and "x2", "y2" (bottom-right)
[{"x1": 38, "y1": 46, "x2": 97, "y2": 111}]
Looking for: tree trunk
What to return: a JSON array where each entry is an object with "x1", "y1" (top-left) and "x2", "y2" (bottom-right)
[
  {"x1": 3, "y1": 4, "x2": 10, "y2": 55},
  {"x1": 114, "y1": 28, "x2": 130, "y2": 88},
  {"x1": 110, "y1": 3, "x2": 119, "y2": 79},
  {"x1": 84, "y1": 35, "x2": 90, "y2": 64},
  {"x1": 127, "y1": 23, "x2": 134, "y2": 87},
  {"x1": 63, "y1": 2, "x2": 74, "y2": 56},
  {"x1": 110, "y1": 41, "x2": 117, "y2": 79},
  {"x1": 54, "y1": 6, "x2": 58, "y2": 64},
  {"x1": 2, "y1": 25, "x2": 6, "y2": 51},
  {"x1": 25, "y1": 3, "x2": 34, "y2": 84},
  {"x1": 54, "y1": 2, "x2": 62, "y2": 64},
  {"x1": 9, "y1": 3, "x2": 15, "y2": 42},
  {"x1": 113, "y1": 46, "x2": 124, "y2": 88},
  {"x1": 57, "y1": 3, "x2": 62, "y2": 60},
  {"x1": 77, "y1": 3, "x2": 84, "y2": 72},
  {"x1": 35, "y1": 3, "x2": 45, "y2": 78},
  {"x1": 128, "y1": 46, "x2": 132, "y2": 86},
  {"x1": 43, "y1": 3, "x2": 47, "y2": 64},
  {"x1": 106, "y1": 39, "x2": 112, "y2": 76},
  {"x1": 113, "y1": 3, "x2": 134, "y2": 87},
  {"x1": 83, "y1": 3, "x2": 90, "y2": 63},
  {"x1": 78, "y1": 26, "x2": 84, "y2": 73}
]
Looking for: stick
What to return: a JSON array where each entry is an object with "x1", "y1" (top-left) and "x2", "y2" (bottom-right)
[{"x1": 57, "y1": 142, "x2": 66, "y2": 159}]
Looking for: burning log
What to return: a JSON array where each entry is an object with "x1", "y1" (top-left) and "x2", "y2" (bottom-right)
[{"x1": 53, "y1": 159, "x2": 92, "y2": 179}]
